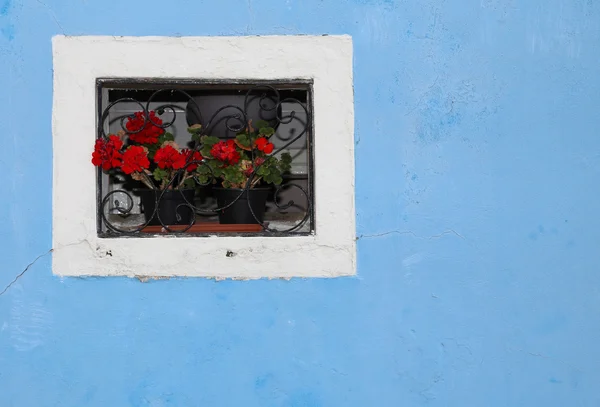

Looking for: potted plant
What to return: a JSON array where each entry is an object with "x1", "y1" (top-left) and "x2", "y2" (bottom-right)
[
  {"x1": 195, "y1": 120, "x2": 292, "y2": 224},
  {"x1": 91, "y1": 110, "x2": 202, "y2": 226}
]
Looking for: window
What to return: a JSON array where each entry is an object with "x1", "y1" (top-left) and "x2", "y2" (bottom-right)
[
  {"x1": 52, "y1": 35, "x2": 355, "y2": 279},
  {"x1": 96, "y1": 79, "x2": 314, "y2": 236}
]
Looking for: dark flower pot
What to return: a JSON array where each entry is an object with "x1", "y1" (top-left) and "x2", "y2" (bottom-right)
[
  {"x1": 138, "y1": 189, "x2": 195, "y2": 226},
  {"x1": 214, "y1": 187, "x2": 269, "y2": 224}
]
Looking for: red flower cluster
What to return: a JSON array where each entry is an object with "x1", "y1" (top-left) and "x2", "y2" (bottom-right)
[
  {"x1": 91, "y1": 135, "x2": 123, "y2": 170},
  {"x1": 154, "y1": 145, "x2": 186, "y2": 170},
  {"x1": 121, "y1": 146, "x2": 150, "y2": 174},
  {"x1": 153, "y1": 146, "x2": 204, "y2": 172},
  {"x1": 210, "y1": 139, "x2": 241, "y2": 165},
  {"x1": 182, "y1": 149, "x2": 203, "y2": 172},
  {"x1": 255, "y1": 137, "x2": 274, "y2": 154},
  {"x1": 126, "y1": 111, "x2": 164, "y2": 145}
]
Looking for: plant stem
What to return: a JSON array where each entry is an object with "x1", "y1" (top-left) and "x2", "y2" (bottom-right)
[
  {"x1": 140, "y1": 173, "x2": 156, "y2": 190},
  {"x1": 250, "y1": 176, "x2": 262, "y2": 188},
  {"x1": 177, "y1": 171, "x2": 190, "y2": 189}
]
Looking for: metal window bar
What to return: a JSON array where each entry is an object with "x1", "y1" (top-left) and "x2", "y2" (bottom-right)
[{"x1": 95, "y1": 79, "x2": 315, "y2": 237}]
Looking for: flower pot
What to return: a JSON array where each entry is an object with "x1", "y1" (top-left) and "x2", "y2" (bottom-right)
[
  {"x1": 214, "y1": 187, "x2": 269, "y2": 224},
  {"x1": 138, "y1": 189, "x2": 196, "y2": 226}
]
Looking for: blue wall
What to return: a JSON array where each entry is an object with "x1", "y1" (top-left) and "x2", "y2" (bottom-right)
[{"x1": 2, "y1": 0, "x2": 600, "y2": 405}]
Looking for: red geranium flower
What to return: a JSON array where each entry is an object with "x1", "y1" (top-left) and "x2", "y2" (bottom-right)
[
  {"x1": 154, "y1": 145, "x2": 186, "y2": 170},
  {"x1": 121, "y1": 146, "x2": 150, "y2": 174},
  {"x1": 126, "y1": 111, "x2": 164, "y2": 145},
  {"x1": 255, "y1": 137, "x2": 274, "y2": 154},
  {"x1": 263, "y1": 143, "x2": 274, "y2": 154},
  {"x1": 181, "y1": 149, "x2": 203, "y2": 172},
  {"x1": 91, "y1": 135, "x2": 123, "y2": 170},
  {"x1": 210, "y1": 139, "x2": 241, "y2": 165}
]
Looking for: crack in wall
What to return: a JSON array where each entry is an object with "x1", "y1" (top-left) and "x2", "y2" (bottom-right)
[
  {"x1": 35, "y1": 0, "x2": 66, "y2": 35},
  {"x1": 0, "y1": 249, "x2": 53, "y2": 297},
  {"x1": 0, "y1": 240, "x2": 100, "y2": 297},
  {"x1": 356, "y1": 229, "x2": 465, "y2": 241},
  {"x1": 246, "y1": 0, "x2": 255, "y2": 32},
  {"x1": 507, "y1": 347, "x2": 584, "y2": 372}
]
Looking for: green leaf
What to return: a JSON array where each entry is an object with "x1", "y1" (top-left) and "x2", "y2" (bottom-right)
[
  {"x1": 146, "y1": 145, "x2": 159, "y2": 160},
  {"x1": 201, "y1": 135, "x2": 220, "y2": 146},
  {"x1": 235, "y1": 133, "x2": 251, "y2": 149},
  {"x1": 254, "y1": 120, "x2": 270, "y2": 129},
  {"x1": 153, "y1": 168, "x2": 169, "y2": 182},
  {"x1": 212, "y1": 165, "x2": 224, "y2": 178},
  {"x1": 150, "y1": 132, "x2": 175, "y2": 149},
  {"x1": 183, "y1": 178, "x2": 196, "y2": 189},
  {"x1": 195, "y1": 173, "x2": 211, "y2": 185},
  {"x1": 187, "y1": 124, "x2": 203, "y2": 134},
  {"x1": 281, "y1": 152, "x2": 292, "y2": 164},
  {"x1": 200, "y1": 146, "x2": 213, "y2": 157},
  {"x1": 259, "y1": 127, "x2": 275, "y2": 137},
  {"x1": 280, "y1": 161, "x2": 291, "y2": 173},
  {"x1": 221, "y1": 164, "x2": 245, "y2": 187},
  {"x1": 196, "y1": 165, "x2": 211, "y2": 175},
  {"x1": 256, "y1": 165, "x2": 270, "y2": 176}
]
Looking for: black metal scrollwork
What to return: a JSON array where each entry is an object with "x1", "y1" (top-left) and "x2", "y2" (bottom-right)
[{"x1": 98, "y1": 85, "x2": 311, "y2": 235}]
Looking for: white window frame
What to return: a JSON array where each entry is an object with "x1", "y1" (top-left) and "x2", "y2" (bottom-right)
[{"x1": 52, "y1": 35, "x2": 355, "y2": 279}]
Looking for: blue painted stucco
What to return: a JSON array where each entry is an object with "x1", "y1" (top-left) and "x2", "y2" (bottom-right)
[{"x1": 2, "y1": 0, "x2": 600, "y2": 405}]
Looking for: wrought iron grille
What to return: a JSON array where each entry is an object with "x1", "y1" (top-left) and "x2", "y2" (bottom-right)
[{"x1": 95, "y1": 79, "x2": 314, "y2": 237}]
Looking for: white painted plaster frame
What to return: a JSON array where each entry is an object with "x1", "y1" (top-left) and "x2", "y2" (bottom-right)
[{"x1": 52, "y1": 35, "x2": 355, "y2": 279}]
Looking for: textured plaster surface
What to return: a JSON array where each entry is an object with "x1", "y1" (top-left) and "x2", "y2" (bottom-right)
[
  {"x1": 52, "y1": 35, "x2": 355, "y2": 278},
  {"x1": 2, "y1": 0, "x2": 600, "y2": 406}
]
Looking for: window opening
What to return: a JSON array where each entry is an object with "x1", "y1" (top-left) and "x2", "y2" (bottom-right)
[{"x1": 95, "y1": 79, "x2": 314, "y2": 237}]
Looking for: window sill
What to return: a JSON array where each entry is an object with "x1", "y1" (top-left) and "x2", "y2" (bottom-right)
[{"x1": 53, "y1": 234, "x2": 355, "y2": 279}]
